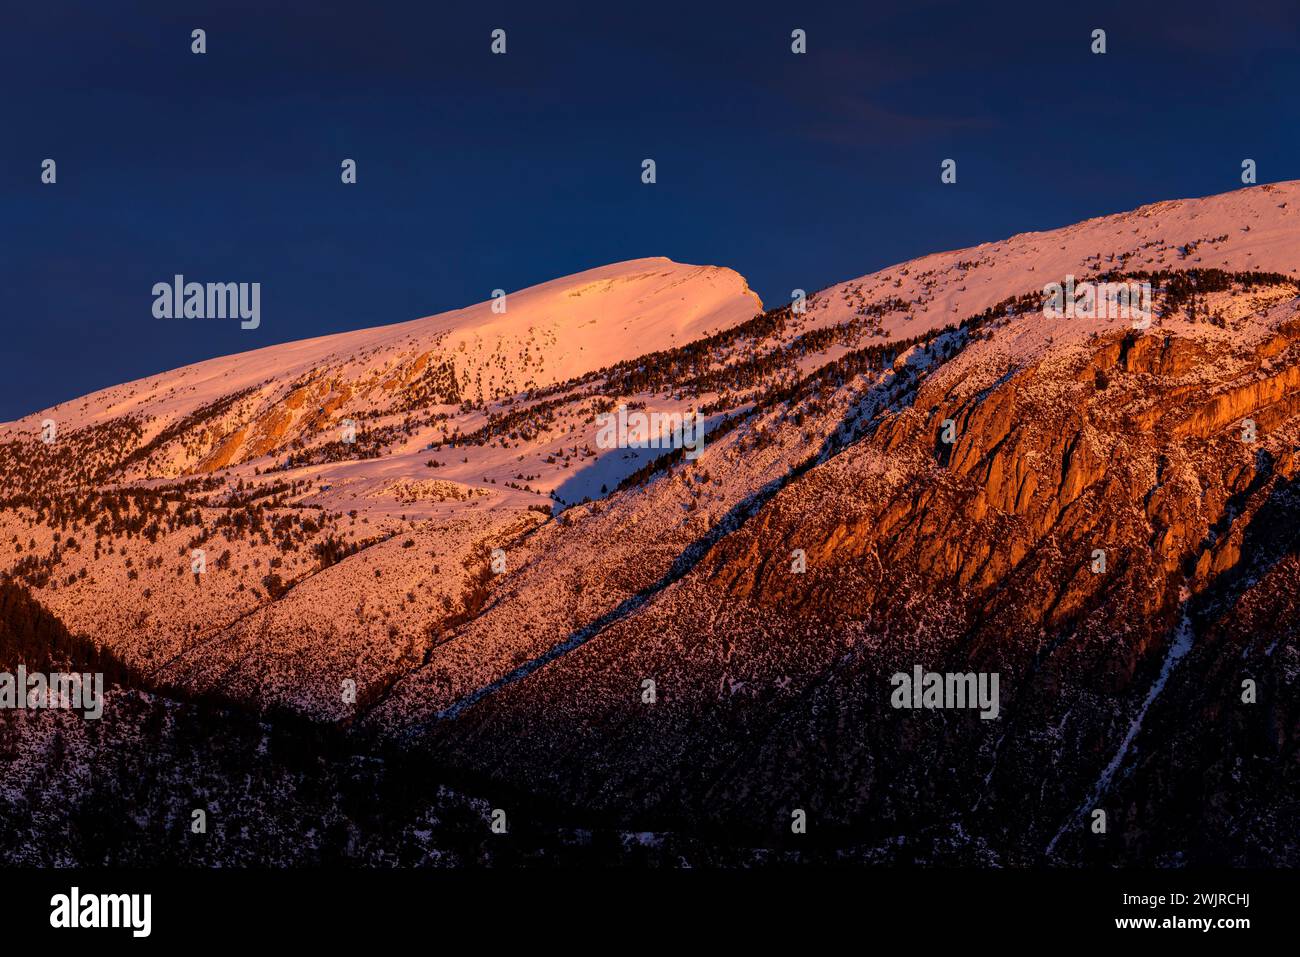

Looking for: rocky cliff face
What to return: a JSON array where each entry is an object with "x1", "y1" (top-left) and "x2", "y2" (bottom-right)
[{"x1": 394, "y1": 271, "x2": 1299, "y2": 865}]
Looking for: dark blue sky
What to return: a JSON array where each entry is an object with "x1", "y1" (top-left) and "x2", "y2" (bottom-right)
[{"x1": 4, "y1": 0, "x2": 1300, "y2": 420}]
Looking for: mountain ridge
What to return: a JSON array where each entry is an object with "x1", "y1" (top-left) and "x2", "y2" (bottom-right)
[{"x1": 2, "y1": 182, "x2": 1296, "y2": 865}]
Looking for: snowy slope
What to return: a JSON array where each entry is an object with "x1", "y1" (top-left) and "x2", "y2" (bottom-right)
[
  {"x1": 800, "y1": 180, "x2": 1300, "y2": 340},
  {"x1": 1, "y1": 257, "x2": 761, "y2": 473}
]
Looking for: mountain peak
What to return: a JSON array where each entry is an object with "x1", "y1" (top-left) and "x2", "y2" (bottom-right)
[{"x1": 3, "y1": 256, "x2": 762, "y2": 472}]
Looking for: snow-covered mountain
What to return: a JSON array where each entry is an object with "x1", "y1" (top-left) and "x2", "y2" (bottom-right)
[
  {"x1": 2, "y1": 257, "x2": 759, "y2": 476},
  {"x1": 2, "y1": 182, "x2": 1297, "y2": 866}
]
